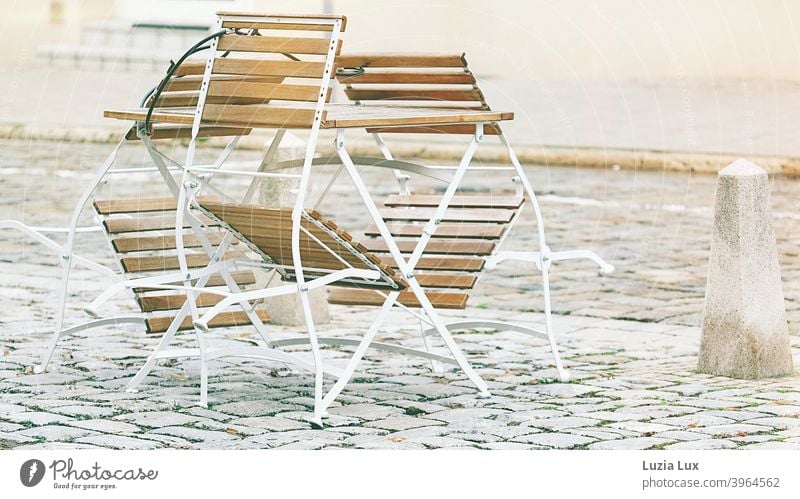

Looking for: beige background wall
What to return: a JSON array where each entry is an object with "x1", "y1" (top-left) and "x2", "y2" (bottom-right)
[{"x1": 3, "y1": 0, "x2": 800, "y2": 81}]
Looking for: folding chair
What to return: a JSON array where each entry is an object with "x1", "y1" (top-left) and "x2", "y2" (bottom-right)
[
  {"x1": 319, "y1": 53, "x2": 614, "y2": 383},
  {"x1": 179, "y1": 50, "x2": 613, "y2": 423}
]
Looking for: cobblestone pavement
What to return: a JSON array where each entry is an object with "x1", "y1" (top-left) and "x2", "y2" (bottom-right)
[{"x1": 1, "y1": 139, "x2": 799, "y2": 450}]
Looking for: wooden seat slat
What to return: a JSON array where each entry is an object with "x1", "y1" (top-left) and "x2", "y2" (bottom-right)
[
  {"x1": 125, "y1": 125, "x2": 253, "y2": 141},
  {"x1": 138, "y1": 292, "x2": 226, "y2": 312},
  {"x1": 364, "y1": 223, "x2": 505, "y2": 239},
  {"x1": 359, "y1": 238, "x2": 495, "y2": 256},
  {"x1": 132, "y1": 270, "x2": 257, "y2": 293},
  {"x1": 104, "y1": 215, "x2": 219, "y2": 234},
  {"x1": 163, "y1": 75, "x2": 284, "y2": 92},
  {"x1": 120, "y1": 251, "x2": 246, "y2": 273},
  {"x1": 112, "y1": 233, "x2": 234, "y2": 253},
  {"x1": 328, "y1": 288, "x2": 468, "y2": 309},
  {"x1": 146, "y1": 309, "x2": 269, "y2": 334},
  {"x1": 380, "y1": 207, "x2": 515, "y2": 223},
  {"x1": 384, "y1": 194, "x2": 523, "y2": 209}
]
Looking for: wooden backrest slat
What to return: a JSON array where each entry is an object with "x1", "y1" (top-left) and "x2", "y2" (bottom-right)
[
  {"x1": 217, "y1": 34, "x2": 337, "y2": 55},
  {"x1": 344, "y1": 88, "x2": 483, "y2": 102},
  {"x1": 175, "y1": 58, "x2": 327, "y2": 78},
  {"x1": 337, "y1": 53, "x2": 466, "y2": 68},
  {"x1": 221, "y1": 21, "x2": 336, "y2": 32},
  {"x1": 163, "y1": 75, "x2": 284, "y2": 92},
  {"x1": 337, "y1": 71, "x2": 475, "y2": 85},
  {"x1": 208, "y1": 80, "x2": 328, "y2": 103}
]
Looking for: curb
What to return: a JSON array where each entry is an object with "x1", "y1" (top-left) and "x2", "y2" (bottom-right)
[{"x1": 2, "y1": 123, "x2": 798, "y2": 176}]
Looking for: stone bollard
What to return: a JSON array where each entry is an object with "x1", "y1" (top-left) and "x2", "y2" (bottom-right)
[
  {"x1": 697, "y1": 159, "x2": 793, "y2": 378},
  {"x1": 258, "y1": 132, "x2": 330, "y2": 326}
]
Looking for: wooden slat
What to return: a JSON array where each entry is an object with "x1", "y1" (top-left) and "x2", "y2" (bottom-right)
[
  {"x1": 345, "y1": 88, "x2": 483, "y2": 102},
  {"x1": 380, "y1": 207, "x2": 514, "y2": 223},
  {"x1": 104, "y1": 108, "x2": 194, "y2": 125},
  {"x1": 126, "y1": 125, "x2": 252, "y2": 141},
  {"x1": 152, "y1": 93, "x2": 282, "y2": 108},
  {"x1": 322, "y1": 104, "x2": 513, "y2": 129},
  {"x1": 328, "y1": 288, "x2": 468, "y2": 309},
  {"x1": 384, "y1": 256, "x2": 483, "y2": 272},
  {"x1": 122, "y1": 252, "x2": 204, "y2": 273},
  {"x1": 175, "y1": 58, "x2": 326, "y2": 78},
  {"x1": 414, "y1": 273, "x2": 477, "y2": 289},
  {"x1": 199, "y1": 203, "x2": 404, "y2": 284},
  {"x1": 337, "y1": 71, "x2": 475, "y2": 85},
  {"x1": 208, "y1": 80, "x2": 326, "y2": 102},
  {"x1": 132, "y1": 270, "x2": 256, "y2": 293},
  {"x1": 112, "y1": 233, "x2": 233, "y2": 253},
  {"x1": 138, "y1": 293, "x2": 225, "y2": 312},
  {"x1": 222, "y1": 21, "x2": 336, "y2": 32},
  {"x1": 336, "y1": 53, "x2": 466, "y2": 68},
  {"x1": 364, "y1": 223, "x2": 505, "y2": 239},
  {"x1": 96, "y1": 195, "x2": 219, "y2": 215},
  {"x1": 146, "y1": 308, "x2": 269, "y2": 334},
  {"x1": 104, "y1": 216, "x2": 219, "y2": 234},
  {"x1": 217, "y1": 34, "x2": 337, "y2": 55},
  {"x1": 384, "y1": 195, "x2": 524, "y2": 209},
  {"x1": 163, "y1": 75, "x2": 283, "y2": 92},
  {"x1": 360, "y1": 238, "x2": 495, "y2": 256},
  {"x1": 365, "y1": 124, "x2": 500, "y2": 135},
  {"x1": 201, "y1": 104, "x2": 319, "y2": 128}
]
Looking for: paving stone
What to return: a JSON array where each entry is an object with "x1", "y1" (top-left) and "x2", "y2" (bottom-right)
[
  {"x1": 650, "y1": 414, "x2": 736, "y2": 428},
  {"x1": 75, "y1": 434, "x2": 164, "y2": 450},
  {"x1": 4, "y1": 411, "x2": 74, "y2": 425},
  {"x1": 115, "y1": 411, "x2": 202, "y2": 428},
  {"x1": 528, "y1": 416, "x2": 599, "y2": 431},
  {"x1": 66, "y1": 419, "x2": 141, "y2": 434},
  {"x1": 328, "y1": 403, "x2": 401, "y2": 421},
  {"x1": 365, "y1": 415, "x2": 446, "y2": 432},
  {"x1": 212, "y1": 400, "x2": 305, "y2": 417},
  {"x1": 14, "y1": 425, "x2": 99, "y2": 442},
  {"x1": 588, "y1": 437, "x2": 673, "y2": 450},
  {"x1": 225, "y1": 416, "x2": 308, "y2": 431},
  {"x1": 738, "y1": 441, "x2": 800, "y2": 450},
  {"x1": 666, "y1": 439, "x2": 739, "y2": 450},
  {"x1": 148, "y1": 426, "x2": 242, "y2": 443},
  {"x1": 52, "y1": 404, "x2": 116, "y2": 418},
  {"x1": 693, "y1": 423, "x2": 771, "y2": 437},
  {"x1": 511, "y1": 432, "x2": 595, "y2": 448}
]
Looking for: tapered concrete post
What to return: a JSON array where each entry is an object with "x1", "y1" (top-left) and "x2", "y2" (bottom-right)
[
  {"x1": 697, "y1": 159, "x2": 793, "y2": 378},
  {"x1": 259, "y1": 132, "x2": 330, "y2": 325}
]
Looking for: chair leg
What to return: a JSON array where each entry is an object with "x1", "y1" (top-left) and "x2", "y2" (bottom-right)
[
  {"x1": 419, "y1": 316, "x2": 443, "y2": 373},
  {"x1": 127, "y1": 306, "x2": 188, "y2": 392},
  {"x1": 407, "y1": 279, "x2": 490, "y2": 397},
  {"x1": 541, "y1": 262, "x2": 570, "y2": 382},
  {"x1": 35, "y1": 257, "x2": 72, "y2": 374},
  {"x1": 319, "y1": 292, "x2": 399, "y2": 414},
  {"x1": 298, "y1": 289, "x2": 325, "y2": 425}
]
